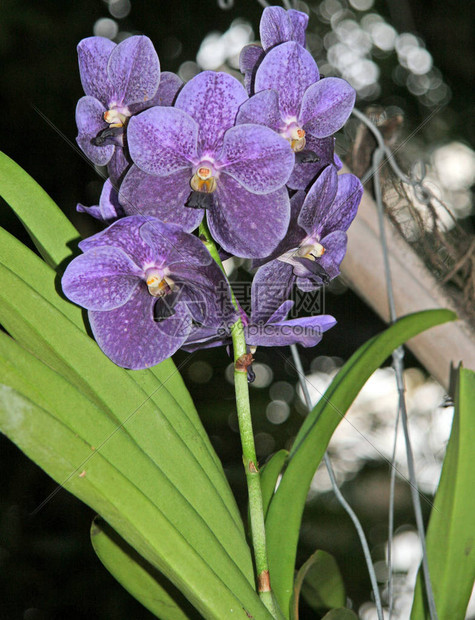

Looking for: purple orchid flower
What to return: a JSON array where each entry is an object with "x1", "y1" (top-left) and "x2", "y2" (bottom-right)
[
  {"x1": 183, "y1": 293, "x2": 336, "y2": 353},
  {"x1": 240, "y1": 6, "x2": 309, "y2": 93},
  {"x1": 237, "y1": 41, "x2": 355, "y2": 189},
  {"x1": 252, "y1": 166, "x2": 363, "y2": 316},
  {"x1": 75, "y1": 35, "x2": 182, "y2": 182},
  {"x1": 76, "y1": 178, "x2": 123, "y2": 223},
  {"x1": 126, "y1": 70, "x2": 295, "y2": 258},
  {"x1": 62, "y1": 216, "x2": 236, "y2": 369}
]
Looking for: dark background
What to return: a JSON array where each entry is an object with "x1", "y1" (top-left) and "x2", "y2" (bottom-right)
[{"x1": 0, "y1": 1, "x2": 473, "y2": 618}]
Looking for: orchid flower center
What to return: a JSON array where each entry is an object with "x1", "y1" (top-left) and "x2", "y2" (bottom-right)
[
  {"x1": 296, "y1": 241, "x2": 325, "y2": 261},
  {"x1": 281, "y1": 121, "x2": 306, "y2": 152},
  {"x1": 145, "y1": 268, "x2": 175, "y2": 298},
  {"x1": 103, "y1": 104, "x2": 130, "y2": 129},
  {"x1": 190, "y1": 161, "x2": 217, "y2": 194}
]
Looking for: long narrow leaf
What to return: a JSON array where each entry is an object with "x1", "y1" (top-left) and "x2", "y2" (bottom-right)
[
  {"x1": 411, "y1": 367, "x2": 475, "y2": 618},
  {"x1": 0, "y1": 151, "x2": 80, "y2": 267},
  {"x1": 0, "y1": 385, "x2": 270, "y2": 619},
  {"x1": 91, "y1": 517, "x2": 196, "y2": 620},
  {"x1": 265, "y1": 310, "x2": 456, "y2": 616}
]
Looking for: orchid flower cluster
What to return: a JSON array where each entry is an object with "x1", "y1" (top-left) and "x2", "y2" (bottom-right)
[{"x1": 62, "y1": 6, "x2": 363, "y2": 371}]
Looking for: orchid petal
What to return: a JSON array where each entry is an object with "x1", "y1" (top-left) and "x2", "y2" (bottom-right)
[
  {"x1": 236, "y1": 90, "x2": 283, "y2": 133},
  {"x1": 255, "y1": 41, "x2": 319, "y2": 119},
  {"x1": 300, "y1": 77, "x2": 356, "y2": 138},
  {"x1": 119, "y1": 166, "x2": 202, "y2": 232},
  {"x1": 107, "y1": 35, "x2": 160, "y2": 107},
  {"x1": 260, "y1": 6, "x2": 308, "y2": 50},
  {"x1": 287, "y1": 135, "x2": 336, "y2": 190},
  {"x1": 207, "y1": 179, "x2": 290, "y2": 258},
  {"x1": 319, "y1": 173, "x2": 363, "y2": 236},
  {"x1": 89, "y1": 286, "x2": 191, "y2": 369},
  {"x1": 75, "y1": 96, "x2": 113, "y2": 165},
  {"x1": 298, "y1": 165, "x2": 338, "y2": 235},
  {"x1": 77, "y1": 37, "x2": 115, "y2": 103},
  {"x1": 62, "y1": 246, "x2": 142, "y2": 311},
  {"x1": 219, "y1": 124, "x2": 294, "y2": 194},
  {"x1": 239, "y1": 44, "x2": 264, "y2": 93},
  {"x1": 128, "y1": 106, "x2": 198, "y2": 176},
  {"x1": 251, "y1": 259, "x2": 295, "y2": 324},
  {"x1": 175, "y1": 71, "x2": 248, "y2": 153}
]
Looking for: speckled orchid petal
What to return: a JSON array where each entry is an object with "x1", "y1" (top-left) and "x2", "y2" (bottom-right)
[
  {"x1": 252, "y1": 192, "x2": 306, "y2": 271},
  {"x1": 239, "y1": 44, "x2": 265, "y2": 93},
  {"x1": 318, "y1": 230, "x2": 348, "y2": 276},
  {"x1": 139, "y1": 220, "x2": 212, "y2": 268},
  {"x1": 295, "y1": 230, "x2": 347, "y2": 291},
  {"x1": 251, "y1": 259, "x2": 295, "y2": 324},
  {"x1": 175, "y1": 71, "x2": 248, "y2": 153},
  {"x1": 128, "y1": 106, "x2": 199, "y2": 176},
  {"x1": 77, "y1": 37, "x2": 115, "y2": 103},
  {"x1": 107, "y1": 147, "x2": 130, "y2": 185},
  {"x1": 119, "y1": 166, "x2": 202, "y2": 232},
  {"x1": 319, "y1": 173, "x2": 363, "y2": 236},
  {"x1": 89, "y1": 285, "x2": 192, "y2": 369},
  {"x1": 207, "y1": 179, "x2": 290, "y2": 258},
  {"x1": 79, "y1": 216, "x2": 158, "y2": 267},
  {"x1": 107, "y1": 35, "x2": 160, "y2": 107},
  {"x1": 77, "y1": 178, "x2": 123, "y2": 222},
  {"x1": 76, "y1": 96, "x2": 113, "y2": 165},
  {"x1": 236, "y1": 90, "x2": 283, "y2": 133},
  {"x1": 300, "y1": 77, "x2": 356, "y2": 138},
  {"x1": 245, "y1": 314, "x2": 336, "y2": 348},
  {"x1": 181, "y1": 325, "x2": 231, "y2": 352},
  {"x1": 219, "y1": 124, "x2": 294, "y2": 194},
  {"x1": 254, "y1": 41, "x2": 319, "y2": 119},
  {"x1": 298, "y1": 165, "x2": 338, "y2": 235},
  {"x1": 260, "y1": 6, "x2": 308, "y2": 50},
  {"x1": 143, "y1": 71, "x2": 183, "y2": 108},
  {"x1": 287, "y1": 135, "x2": 336, "y2": 190},
  {"x1": 62, "y1": 246, "x2": 143, "y2": 311}
]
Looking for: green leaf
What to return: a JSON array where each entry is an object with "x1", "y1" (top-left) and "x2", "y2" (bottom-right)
[
  {"x1": 0, "y1": 151, "x2": 80, "y2": 267},
  {"x1": 321, "y1": 609, "x2": 358, "y2": 619},
  {"x1": 91, "y1": 517, "x2": 196, "y2": 620},
  {"x1": 411, "y1": 367, "x2": 475, "y2": 619},
  {"x1": 0, "y1": 385, "x2": 270, "y2": 619},
  {"x1": 260, "y1": 450, "x2": 288, "y2": 518},
  {"x1": 0, "y1": 275, "x2": 261, "y2": 612},
  {"x1": 291, "y1": 551, "x2": 346, "y2": 619},
  {"x1": 265, "y1": 309, "x2": 457, "y2": 617},
  {"x1": 0, "y1": 225, "x2": 245, "y2": 539}
]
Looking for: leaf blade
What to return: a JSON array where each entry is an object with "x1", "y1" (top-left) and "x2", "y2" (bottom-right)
[{"x1": 265, "y1": 310, "x2": 457, "y2": 616}]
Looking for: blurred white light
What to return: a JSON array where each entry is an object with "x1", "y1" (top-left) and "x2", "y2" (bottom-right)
[
  {"x1": 390, "y1": 530, "x2": 422, "y2": 572},
  {"x1": 108, "y1": 0, "x2": 131, "y2": 19},
  {"x1": 433, "y1": 142, "x2": 475, "y2": 191},
  {"x1": 269, "y1": 381, "x2": 294, "y2": 403},
  {"x1": 395, "y1": 32, "x2": 420, "y2": 56},
  {"x1": 251, "y1": 363, "x2": 274, "y2": 388},
  {"x1": 406, "y1": 47, "x2": 432, "y2": 75},
  {"x1": 197, "y1": 32, "x2": 225, "y2": 69},
  {"x1": 93, "y1": 17, "x2": 118, "y2": 39},
  {"x1": 349, "y1": 0, "x2": 374, "y2": 10},
  {"x1": 370, "y1": 22, "x2": 397, "y2": 51},
  {"x1": 266, "y1": 400, "x2": 291, "y2": 425}
]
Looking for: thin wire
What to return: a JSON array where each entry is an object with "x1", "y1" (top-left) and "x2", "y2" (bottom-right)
[
  {"x1": 290, "y1": 344, "x2": 384, "y2": 620},
  {"x1": 387, "y1": 409, "x2": 400, "y2": 619},
  {"x1": 372, "y1": 146, "x2": 438, "y2": 620}
]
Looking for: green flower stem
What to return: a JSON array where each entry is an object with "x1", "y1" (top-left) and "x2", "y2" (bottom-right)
[{"x1": 198, "y1": 222, "x2": 282, "y2": 619}]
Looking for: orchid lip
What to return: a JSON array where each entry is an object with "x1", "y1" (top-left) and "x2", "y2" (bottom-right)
[
  {"x1": 281, "y1": 121, "x2": 306, "y2": 152},
  {"x1": 191, "y1": 160, "x2": 218, "y2": 193},
  {"x1": 144, "y1": 268, "x2": 175, "y2": 298}
]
